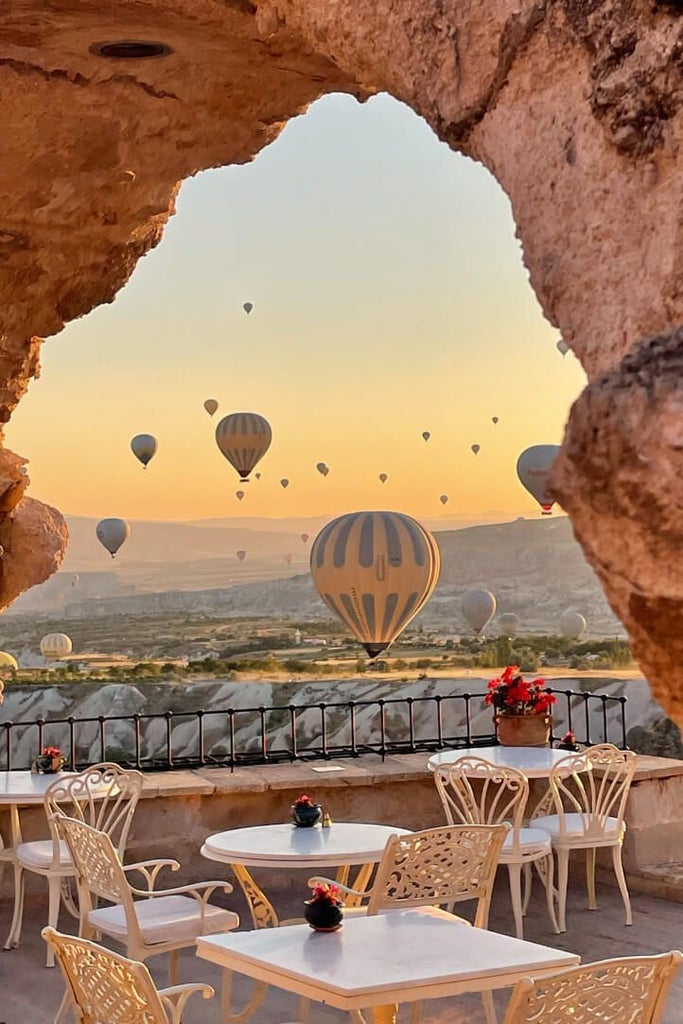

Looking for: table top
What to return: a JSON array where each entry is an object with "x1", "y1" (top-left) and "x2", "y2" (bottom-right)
[
  {"x1": 196, "y1": 909, "x2": 580, "y2": 1009},
  {"x1": 427, "y1": 746, "x2": 578, "y2": 778},
  {"x1": 0, "y1": 771, "x2": 75, "y2": 805},
  {"x1": 201, "y1": 822, "x2": 411, "y2": 869}
]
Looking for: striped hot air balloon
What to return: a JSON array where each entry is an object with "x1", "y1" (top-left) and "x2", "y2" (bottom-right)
[
  {"x1": 40, "y1": 633, "x2": 73, "y2": 660},
  {"x1": 215, "y1": 412, "x2": 272, "y2": 481},
  {"x1": 310, "y1": 510, "x2": 440, "y2": 659}
]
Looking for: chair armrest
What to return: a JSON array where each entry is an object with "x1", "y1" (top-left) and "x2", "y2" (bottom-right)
[
  {"x1": 129, "y1": 880, "x2": 233, "y2": 903},
  {"x1": 306, "y1": 875, "x2": 373, "y2": 901},
  {"x1": 123, "y1": 859, "x2": 180, "y2": 891},
  {"x1": 158, "y1": 983, "x2": 213, "y2": 1024}
]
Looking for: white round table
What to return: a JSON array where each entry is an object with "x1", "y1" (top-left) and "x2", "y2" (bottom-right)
[
  {"x1": 202, "y1": 822, "x2": 411, "y2": 929},
  {"x1": 427, "y1": 746, "x2": 576, "y2": 778}
]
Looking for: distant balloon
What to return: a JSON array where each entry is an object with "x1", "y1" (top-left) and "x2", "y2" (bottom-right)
[
  {"x1": 461, "y1": 589, "x2": 497, "y2": 635},
  {"x1": 516, "y1": 445, "x2": 560, "y2": 515},
  {"x1": 243, "y1": 302, "x2": 253, "y2": 314},
  {"x1": 236, "y1": 490, "x2": 245, "y2": 501},
  {"x1": 301, "y1": 533, "x2": 309, "y2": 543},
  {"x1": 310, "y1": 510, "x2": 440, "y2": 658},
  {"x1": 560, "y1": 609, "x2": 587, "y2": 640},
  {"x1": 71, "y1": 574, "x2": 79, "y2": 587},
  {"x1": 280, "y1": 478, "x2": 289, "y2": 489},
  {"x1": 40, "y1": 633, "x2": 72, "y2": 660},
  {"x1": 215, "y1": 412, "x2": 272, "y2": 481},
  {"x1": 471, "y1": 444, "x2": 481, "y2": 455},
  {"x1": 557, "y1": 338, "x2": 570, "y2": 357},
  {"x1": 204, "y1": 399, "x2": 219, "y2": 416},
  {"x1": 285, "y1": 554, "x2": 293, "y2": 565},
  {"x1": 316, "y1": 462, "x2": 329, "y2": 477},
  {"x1": 422, "y1": 431, "x2": 431, "y2": 442},
  {"x1": 0, "y1": 651, "x2": 17, "y2": 671},
  {"x1": 492, "y1": 417, "x2": 499, "y2": 425},
  {"x1": 379, "y1": 473, "x2": 388, "y2": 484},
  {"x1": 439, "y1": 495, "x2": 448, "y2": 506},
  {"x1": 96, "y1": 518, "x2": 130, "y2": 559},
  {"x1": 255, "y1": 473, "x2": 261, "y2": 480},
  {"x1": 236, "y1": 550, "x2": 247, "y2": 562},
  {"x1": 130, "y1": 434, "x2": 157, "y2": 468},
  {"x1": 499, "y1": 612, "x2": 519, "y2": 639}
]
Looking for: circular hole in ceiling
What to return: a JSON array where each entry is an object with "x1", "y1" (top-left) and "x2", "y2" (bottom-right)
[{"x1": 90, "y1": 40, "x2": 173, "y2": 59}]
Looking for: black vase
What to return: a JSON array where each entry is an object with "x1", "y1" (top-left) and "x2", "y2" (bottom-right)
[
  {"x1": 291, "y1": 803, "x2": 322, "y2": 827},
  {"x1": 304, "y1": 899, "x2": 343, "y2": 932}
]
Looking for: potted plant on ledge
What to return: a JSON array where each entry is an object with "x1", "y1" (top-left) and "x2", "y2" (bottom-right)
[{"x1": 485, "y1": 665, "x2": 556, "y2": 747}]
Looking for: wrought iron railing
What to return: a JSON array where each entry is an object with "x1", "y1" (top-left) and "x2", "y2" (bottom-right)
[{"x1": 0, "y1": 688, "x2": 628, "y2": 773}]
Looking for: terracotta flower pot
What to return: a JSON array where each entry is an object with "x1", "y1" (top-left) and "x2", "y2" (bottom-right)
[
  {"x1": 495, "y1": 714, "x2": 552, "y2": 748},
  {"x1": 304, "y1": 899, "x2": 343, "y2": 932}
]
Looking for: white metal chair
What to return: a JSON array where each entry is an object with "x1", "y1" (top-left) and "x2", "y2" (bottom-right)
[
  {"x1": 501, "y1": 951, "x2": 683, "y2": 1024},
  {"x1": 43, "y1": 926, "x2": 214, "y2": 1024},
  {"x1": 55, "y1": 814, "x2": 238, "y2": 980},
  {"x1": 434, "y1": 756, "x2": 559, "y2": 938},
  {"x1": 6, "y1": 762, "x2": 143, "y2": 966},
  {"x1": 310, "y1": 824, "x2": 508, "y2": 1024},
  {"x1": 530, "y1": 743, "x2": 637, "y2": 932}
]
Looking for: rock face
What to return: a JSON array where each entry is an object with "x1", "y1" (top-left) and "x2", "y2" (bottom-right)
[{"x1": 3, "y1": 2, "x2": 683, "y2": 716}]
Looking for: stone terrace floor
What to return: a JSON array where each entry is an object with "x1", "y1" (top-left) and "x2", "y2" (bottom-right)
[{"x1": 1, "y1": 879, "x2": 682, "y2": 1024}]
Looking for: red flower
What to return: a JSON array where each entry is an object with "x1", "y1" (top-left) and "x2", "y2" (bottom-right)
[
  {"x1": 43, "y1": 746, "x2": 62, "y2": 758},
  {"x1": 310, "y1": 883, "x2": 340, "y2": 904},
  {"x1": 295, "y1": 793, "x2": 314, "y2": 807}
]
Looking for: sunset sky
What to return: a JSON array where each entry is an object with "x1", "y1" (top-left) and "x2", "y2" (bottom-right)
[{"x1": 7, "y1": 93, "x2": 585, "y2": 525}]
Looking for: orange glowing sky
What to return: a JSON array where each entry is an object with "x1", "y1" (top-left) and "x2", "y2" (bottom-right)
[{"x1": 7, "y1": 94, "x2": 586, "y2": 525}]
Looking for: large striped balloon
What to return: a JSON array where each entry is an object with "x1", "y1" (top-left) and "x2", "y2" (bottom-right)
[
  {"x1": 310, "y1": 511, "x2": 440, "y2": 658},
  {"x1": 215, "y1": 412, "x2": 272, "y2": 481}
]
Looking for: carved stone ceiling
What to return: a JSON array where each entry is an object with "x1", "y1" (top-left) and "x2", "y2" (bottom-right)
[{"x1": 3, "y1": 0, "x2": 683, "y2": 720}]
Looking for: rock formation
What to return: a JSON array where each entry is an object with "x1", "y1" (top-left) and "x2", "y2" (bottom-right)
[{"x1": 3, "y1": 1, "x2": 683, "y2": 716}]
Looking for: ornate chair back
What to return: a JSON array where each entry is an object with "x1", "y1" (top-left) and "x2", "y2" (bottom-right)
[
  {"x1": 55, "y1": 814, "x2": 144, "y2": 950},
  {"x1": 42, "y1": 926, "x2": 168, "y2": 1024},
  {"x1": 367, "y1": 823, "x2": 508, "y2": 927},
  {"x1": 44, "y1": 763, "x2": 142, "y2": 868},
  {"x1": 434, "y1": 757, "x2": 529, "y2": 855},
  {"x1": 542, "y1": 744, "x2": 637, "y2": 841},
  {"x1": 502, "y1": 952, "x2": 683, "y2": 1024}
]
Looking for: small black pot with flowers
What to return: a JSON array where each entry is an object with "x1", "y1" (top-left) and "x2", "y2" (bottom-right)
[
  {"x1": 31, "y1": 746, "x2": 66, "y2": 774},
  {"x1": 291, "y1": 793, "x2": 322, "y2": 828},
  {"x1": 304, "y1": 883, "x2": 344, "y2": 932}
]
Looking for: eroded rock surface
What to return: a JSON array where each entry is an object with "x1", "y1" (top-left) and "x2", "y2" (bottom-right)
[{"x1": 3, "y1": 1, "x2": 683, "y2": 716}]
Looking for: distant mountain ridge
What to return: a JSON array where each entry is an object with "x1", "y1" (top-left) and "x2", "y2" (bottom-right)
[{"x1": 9, "y1": 515, "x2": 623, "y2": 635}]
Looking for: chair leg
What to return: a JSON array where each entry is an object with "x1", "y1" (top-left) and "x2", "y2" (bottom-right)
[
  {"x1": 543, "y1": 853, "x2": 560, "y2": 934},
  {"x1": 586, "y1": 847, "x2": 597, "y2": 910},
  {"x1": 522, "y1": 862, "x2": 532, "y2": 916},
  {"x1": 481, "y1": 990, "x2": 497, "y2": 1024},
  {"x1": 299, "y1": 995, "x2": 311, "y2": 1024},
  {"x1": 4, "y1": 862, "x2": 24, "y2": 950},
  {"x1": 556, "y1": 848, "x2": 569, "y2": 933},
  {"x1": 507, "y1": 863, "x2": 524, "y2": 940},
  {"x1": 54, "y1": 991, "x2": 72, "y2": 1024},
  {"x1": 612, "y1": 843, "x2": 633, "y2": 926},
  {"x1": 46, "y1": 876, "x2": 62, "y2": 967},
  {"x1": 169, "y1": 948, "x2": 180, "y2": 985}
]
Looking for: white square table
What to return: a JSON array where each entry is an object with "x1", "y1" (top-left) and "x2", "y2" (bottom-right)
[{"x1": 197, "y1": 908, "x2": 580, "y2": 1022}]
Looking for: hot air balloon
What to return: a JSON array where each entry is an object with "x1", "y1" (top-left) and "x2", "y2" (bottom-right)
[
  {"x1": 71, "y1": 574, "x2": 79, "y2": 587},
  {"x1": 204, "y1": 399, "x2": 219, "y2": 416},
  {"x1": 236, "y1": 550, "x2": 246, "y2": 562},
  {"x1": 422, "y1": 431, "x2": 431, "y2": 442},
  {"x1": 499, "y1": 612, "x2": 519, "y2": 639},
  {"x1": 557, "y1": 338, "x2": 570, "y2": 357},
  {"x1": 316, "y1": 462, "x2": 329, "y2": 477},
  {"x1": 0, "y1": 652, "x2": 17, "y2": 671},
  {"x1": 439, "y1": 495, "x2": 448, "y2": 506},
  {"x1": 280, "y1": 478, "x2": 289, "y2": 489},
  {"x1": 471, "y1": 444, "x2": 481, "y2": 455},
  {"x1": 285, "y1": 554, "x2": 293, "y2": 565},
  {"x1": 130, "y1": 434, "x2": 157, "y2": 468},
  {"x1": 301, "y1": 533, "x2": 309, "y2": 543},
  {"x1": 236, "y1": 490, "x2": 245, "y2": 501},
  {"x1": 40, "y1": 633, "x2": 73, "y2": 660},
  {"x1": 461, "y1": 589, "x2": 497, "y2": 635},
  {"x1": 310, "y1": 510, "x2": 440, "y2": 658},
  {"x1": 492, "y1": 417, "x2": 499, "y2": 425},
  {"x1": 516, "y1": 445, "x2": 560, "y2": 515},
  {"x1": 255, "y1": 473, "x2": 261, "y2": 480},
  {"x1": 215, "y1": 412, "x2": 272, "y2": 481},
  {"x1": 243, "y1": 302, "x2": 253, "y2": 314},
  {"x1": 379, "y1": 473, "x2": 388, "y2": 484},
  {"x1": 96, "y1": 518, "x2": 130, "y2": 559},
  {"x1": 560, "y1": 610, "x2": 586, "y2": 640}
]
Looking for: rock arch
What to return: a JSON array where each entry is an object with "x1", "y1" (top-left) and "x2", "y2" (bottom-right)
[{"x1": 2, "y1": 0, "x2": 683, "y2": 717}]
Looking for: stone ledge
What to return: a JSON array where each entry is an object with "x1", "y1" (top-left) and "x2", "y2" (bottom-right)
[{"x1": 598, "y1": 862, "x2": 683, "y2": 904}]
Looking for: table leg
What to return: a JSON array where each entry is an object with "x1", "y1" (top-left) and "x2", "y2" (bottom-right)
[
  {"x1": 231, "y1": 863, "x2": 279, "y2": 930},
  {"x1": 3, "y1": 804, "x2": 24, "y2": 950},
  {"x1": 350, "y1": 1006, "x2": 398, "y2": 1024},
  {"x1": 220, "y1": 966, "x2": 268, "y2": 1024},
  {"x1": 338, "y1": 862, "x2": 374, "y2": 908}
]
